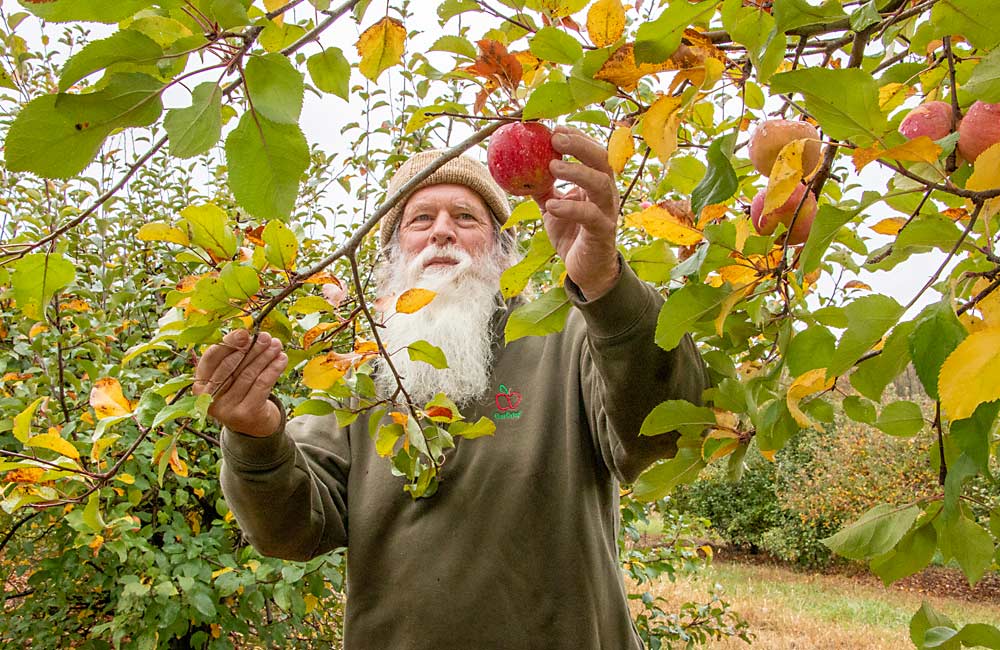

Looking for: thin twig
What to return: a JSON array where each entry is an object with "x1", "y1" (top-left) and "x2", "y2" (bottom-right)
[{"x1": 904, "y1": 200, "x2": 983, "y2": 312}]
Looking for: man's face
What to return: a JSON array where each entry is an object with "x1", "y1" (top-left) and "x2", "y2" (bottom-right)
[{"x1": 397, "y1": 183, "x2": 495, "y2": 265}]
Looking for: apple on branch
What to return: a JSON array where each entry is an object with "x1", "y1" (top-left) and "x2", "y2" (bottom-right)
[
  {"x1": 898, "y1": 100, "x2": 955, "y2": 141},
  {"x1": 958, "y1": 101, "x2": 1000, "y2": 163},
  {"x1": 750, "y1": 183, "x2": 817, "y2": 246},
  {"x1": 487, "y1": 121, "x2": 561, "y2": 196},
  {"x1": 747, "y1": 119, "x2": 822, "y2": 177}
]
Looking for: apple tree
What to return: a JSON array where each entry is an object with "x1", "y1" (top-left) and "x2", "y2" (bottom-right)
[{"x1": 1, "y1": 0, "x2": 999, "y2": 648}]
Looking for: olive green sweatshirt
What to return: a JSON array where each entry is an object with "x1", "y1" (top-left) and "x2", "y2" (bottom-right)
[{"x1": 220, "y1": 262, "x2": 709, "y2": 649}]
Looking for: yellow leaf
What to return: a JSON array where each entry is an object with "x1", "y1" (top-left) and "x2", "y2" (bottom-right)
[
  {"x1": 28, "y1": 322, "x2": 48, "y2": 340},
  {"x1": 607, "y1": 125, "x2": 634, "y2": 174},
  {"x1": 587, "y1": 0, "x2": 626, "y2": 48},
  {"x1": 878, "y1": 82, "x2": 913, "y2": 111},
  {"x1": 971, "y1": 278, "x2": 1000, "y2": 327},
  {"x1": 843, "y1": 280, "x2": 872, "y2": 292},
  {"x1": 642, "y1": 94, "x2": 682, "y2": 162},
  {"x1": 89, "y1": 378, "x2": 133, "y2": 419},
  {"x1": 116, "y1": 473, "x2": 135, "y2": 485},
  {"x1": 870, "y1": 217, "x2": 907, "y2": 236},
  {"x1": 356, "y1": 17, "x2": 406, "y2": 82},
  {"x1": 715, "y1": 283, "x2": 754, "y2": 336},
  {"x1": 303, "y1": 322, "x2": 337, "y2": 349},
  {"x1": 702, "y1": 429, "x2": 740, "y2": 462},
  {"x1": 169, "y1": 446, "x2": 188, "y2": 477},
  {"x1": 759, "y1": 448, "x2": 777, "y2": 462},
  {"x1": 854, "y1": 137, "x2": 942, "y2": 172},
  {"x1": 594, "y1": 43, "x2": 678, "y2": 92},
  {"x1": 763, "y1": 139, "x2": 807, "y2": 214},
  {"x1": 2, "y1": 467, "x2": 47, "y2": 484},
  {"x1": 26, "y1": 432, "x2": 80, "y2": 460},
  {"x1": 696, "y1": 203, "x2": 728, "y2": 229},
  {"x1": 786, "y1": 368, "x2": 835, "y2": 429},
  {"x1": 390, "y1": 411, "x2": 408, "y2": 426},
  {"x1": 81, "y1": 410, "x2": 95, "y2": 425},
  {"x1": 302, "y1": 352, "x2": 352, "y2": 390},
  {"x1": 396, "y1": 288, "x2": 437, "y2": 314},
  {"x1": 851, "y1": 145, "x2": 883, "y2": 172},
  {"x1": 212, "y1": 567, "x2": 234, "y2": 579},
  {"x1": 263, "y1": 0, "x2": 285, "y2": 25},
  {"x1": 137, "y1": 222, "x2": 190, "y2": 246},
  {"x1": 938, "y1": 326, "x2": 1000, "y2": 421},
  {"x1": 717, "y1": 263, "x2": 758, "y2": 288},
  {"x1": 304, "y1": 593, "x2": 319, "y2": 615},
  {"x1": 734, "y1": 216, "x2": 751, "y2": 252},
  {"x1": 967, "y1": 142, "x2": 1000, "y2": 220},
  {"x1": 90, "y1": 435, "x2": 119, "y2": 462},
  {"x1": 211, "y1": 623, "x2": 223, "y2": 640},
  {"x1": 626, "y1": 205, "x2": 702, "y2": 245}
]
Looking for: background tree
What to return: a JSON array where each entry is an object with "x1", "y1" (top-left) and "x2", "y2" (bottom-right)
[{"x1": 1, "y1": 0, "x2": 998, "y2": 648}]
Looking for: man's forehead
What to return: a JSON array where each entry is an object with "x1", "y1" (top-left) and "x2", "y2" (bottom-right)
[{"x1": 404, "y1": 184, "x2": 489, "y2": 212}]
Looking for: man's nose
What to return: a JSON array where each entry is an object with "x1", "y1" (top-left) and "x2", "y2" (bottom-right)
[{"x1": 428, "y1": 211, "x2": 456, "y2": 245}]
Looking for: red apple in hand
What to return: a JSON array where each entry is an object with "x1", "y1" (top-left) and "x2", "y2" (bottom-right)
[
  {"x1": 747, "y1": 119, "x2": 821, "y2": 177},
  {"x1": 958, "y1": 101, "x2": 1000, "y2": 163},
  {"x1": 750, "y1": 184, "x2": 817, "y2": 246},
  {"x1": 898, "y1": 101, "x2": 955, "y2": 141},
  {"x1": 487, "y1": 122, "x2": 561, "y2": 196}
]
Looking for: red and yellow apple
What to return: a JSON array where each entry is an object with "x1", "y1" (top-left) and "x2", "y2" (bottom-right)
[
  {"x1": 750, "y1": 184, "x2": 817, "y2": 246},
  {"x1": 958, "y1": 101, "x2": 1000, "y2": 163},
  {"x1": 487, "y1": 121, "x2": 561, "y2": 196},
  {"x1": 898, "y1": 101, "x2": 955, "y2": 141},
  {"x1": 747, "y1": 119, "x2": 821, "y2": 177}
]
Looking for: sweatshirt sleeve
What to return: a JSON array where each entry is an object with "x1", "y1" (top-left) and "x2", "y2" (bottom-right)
[
  {"x1": 219, "y1": 399, "x2": 350, "y2": 561},
  {"x1": 568, "y1": 259, "x2": 711, "y2": 484}
]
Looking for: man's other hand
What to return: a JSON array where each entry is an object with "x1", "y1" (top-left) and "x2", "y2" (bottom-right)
[
  {"x1": 532, "y1": 125, "x2": 621, "y2": 301},
  {"x1": 193, "y1": 329, "x2": 288, "y2": 438}
]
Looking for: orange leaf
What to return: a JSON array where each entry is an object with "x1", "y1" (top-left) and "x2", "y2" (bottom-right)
[
  {"x1": 942, "y1": 207, "x2": 969, "y2": 221},
  {"x1": 354, "y1": 340, "x2": 380, "y2": 357},
  {"x1": 2, "y1": 468, "x2": 47, "y2": 484},
  {"x1": 696, "y1": 203, "x2": 728, "y2": 229},
  {"x1": 396, "y1": 288, "x2": 437, "y2": 314},
  {"x1": 244, "y1": 225, "x2": 265, "y2": 246},
  {"x1": 464, "y1": 39, "x2": 523, "y2": 93},
  {"x1": 587, "y1": 0, "x2": 626, "y2": 48},
  {"x1": 425, "y1": 405, "x2": 454, "y2": 420},
  {"x1": 594, "y1": 43, "x2": 678, "y2": 92},
  {"x1": 89, "y1": 378, "x2": 133, "y2": 419},
  {"x1": 28, "y1": 323, "x2": 48, "y2": 339},
  {"x1": 854, "y1": 136, "x2": 942, "y2": 172},
  {"x1": 390, "y1": 411, "x2": 408, "y2": 426},
  {"x1": 607, "y1": 125, "x2": 634, "y2": 174},
  {"x1": 302, "y1": 271, "x2": 340, "y2": 284},
  {"x1": 169, "y1": 446, "x2": 188, "y2": 477},
  {"x1": 303, "y1": 322, "x2": 337, "y2": 349},
  {"x1": 844, "y1": 280, "x2": 872, "y2": 292},
  {"x1": 870, "y1": 217, "x2": 906, "y2": 236},
  {"x1": 60, "y1": 299, "x2": 91, "y2": 312}
]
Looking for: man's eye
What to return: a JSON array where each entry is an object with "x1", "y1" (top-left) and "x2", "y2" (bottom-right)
[{"x1": 458, "y1": 212, "x2": 477, "y2": 221}]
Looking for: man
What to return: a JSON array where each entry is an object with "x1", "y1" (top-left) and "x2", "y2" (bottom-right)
[{"x1": 195, "y1": 126, "x2": 710, "y2": 649}]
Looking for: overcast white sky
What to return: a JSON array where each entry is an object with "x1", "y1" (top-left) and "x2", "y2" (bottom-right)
[{"x1": 3, "y1": 0, "x2": 950, "y2": 319}]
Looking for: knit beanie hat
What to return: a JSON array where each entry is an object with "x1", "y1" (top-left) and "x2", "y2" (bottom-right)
[{"x1": 379, "y1": 150, "x2": 512, "y2": 249}]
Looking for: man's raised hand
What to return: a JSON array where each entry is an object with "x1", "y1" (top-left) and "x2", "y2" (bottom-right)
[
  {"x1": 193, "y1": 329, "x2": 288, "y2": 438},
  {"x1": 532, "y1": 125, "x2": 621, "y2": 300}
]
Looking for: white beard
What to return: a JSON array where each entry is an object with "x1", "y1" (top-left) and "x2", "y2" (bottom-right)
[{"x1": 374, "y1": 241, "x2": 515, "y2": 408}]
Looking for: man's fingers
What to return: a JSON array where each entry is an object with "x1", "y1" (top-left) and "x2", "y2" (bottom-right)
[
  {"x1": 543, "y1": 200, "x2": 612, "y2": 234},
  {"x1": 551, "y1": 126, "x2": 614, "y2": 175},
  {"x1": 221, "y1": 338, "x2": 284, "y2": 402},
  {"x1": 204, "y1": 332, "x2": 274, "y2": 396},
  {"x1": 240, "y1": 352, "x2": 289, "y2": 411},
  {"x1": 548, "y1": 159, "x2": 617, "y2": 214}
]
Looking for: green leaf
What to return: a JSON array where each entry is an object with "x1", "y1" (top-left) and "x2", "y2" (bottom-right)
[
  {"x1": 180, "y1": 203, "x2": 237, "y2": 260},
  {"x1": 721, "y1": 0, "x2": 782, "y2": 81},
  {"x1": 13, "y1": 397, "x2": 47, "y2": 443},
  {"x1": 499, "y1": 229, "x2": 554, "y2": 299},
  {"x1": 822, "y1": 503, "x2": 920, "y2": 560},
  {"x1": 219, "y1": 263, "x2": 259, "y2": 301},
  {"x1": 627, "y1": 240, "x2": 676, "y2": 283},
  {"x1": 128, "y1": 15, "x2": 195, "y2": 48},
  {"x1": 438, "y1": 0, "x2": 480, "y2": 21},
  {"x1": 828, "y1": 294, "x2": 903, "y2": 378},
  {"x1": 632, "y1": 438, "x2": 704, "y2": 501},
  {"x1": 189, "y1": 275, "x2": 236, "y2": 315},
  {"x1": 188, "y1": 589, "x2": 217, "y2": 618},
  {"x1": 773, "y1": 0, "x2": 846, "y2": 33},
  {"x1": 635, "y1": 0, "x2": 716, "y2": 65},
  {"x1": 523, "y1": 81, "x2": 578, "y2": 120},
  {"x1": 206, "y1": 0, "x2": 251, "y2": 29},
  {"x1": 504, "y1": 286, "x2": 572, "y2": 343},
  {"x1": 842, "y1": 395, "x2": 877, "y2": 425},
  {"x1": 164, "y1": 82, "x2": 222, "y2": 158},
  {"x1": 655, "y1": 283, "x2": 727, "y2": 352},
  {"x1": 957, "y1": 623, "x2": 1000, "y2": 649},
  {"x1": 429, "y1": 35, "x2": 477, "y2": 59},
  {"x1": 375, "y1": 423, "x2": 403, "y2": 457},
  {"x1": 871, "y1": 522, "x2": 936, "y2": 585},
  {"x1": 640, "y1": 399, "x2": 715, "y2": 437},
  {"x1": 944, "y1": 511, "x2": 994, "y2": 586},
  {"x1": 406, "y1": 341, "x2": 448, "y2": 369},
  {"x1": 910, "y1": 602, "x2": 957, "y2": 649},
  {"x1": 244, "y1": 53, "x2": 304, "y2": 125},
  {"x1": 59, "y1": 30, "x2": 163, "y2": 92},
  {"x1": 449, "y1": 416, "x2": 496, "y2": 439},
  {"x1": 770, "y1": 68, "x2": 886, "y2": 145},
  {"x1": 502, "y1": 200, "x2": 542, "y2": 232},
  {"x1": 908, "y1": 301, "x2": 967, "y2": 399},
  {"x1": 849, "y1": 0, "x2": 881, "y2": 31},
  {"x1": 875, "y1": 401, "x2": 925, "y2": 437},
  {"x1": 225, "y1": 112, "x2": 310, "y2": 220},
  {"x1": 151, "y1": 396, "x2": 197, "y2": 429},
  {"x1": 868, "y1": 216, "x2": 972, "y2": 272},
  {"x1": 24, "y1": 0, "x2": 156, "y2": 23},
  {"x1": 263, "y1": 220, "x2": 299, "y2": 270},
  {"x1": 925, "y1": 627, "x2": 960, "y2": 648},
  {"x1": 6, "y1": 72, "x2": 165, "y2": 178},
  {"x1": 950, "y1": 401, "x2": 999, "y2": 475},
  {"x1": 965, "y1": 48, "x2": 1000, "y2": 102},
  {"x1": 929, "y1": 0, "x2": 1000, "y2": 50},
  {"x1": 800, "y1": 205, "x2": 858, "y2": 273},
  {"x1": 292, "y1": 399, "x2": 337, "y2": 417},
  {"x1": 307, "y1": 47, "x2": 351, "y2": 100},
  {"x1": 83, "y1": 492, "x2": 106, "y2": 533},
  {"x1": 691, "y1": 136, "x2": 738, "y2": 217},
  {"x1": 850, "y1": 320, "x2": 916, "y2": 401},
  {"x1": 12, "y1": 253, "x2": 76, "y2": 321},
  {"x1": 785, "y1": 326, "x2": 836, "y2": 376},
  {"x1": 529, "y1": 27, "x2": 582, "y2": 65}
]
